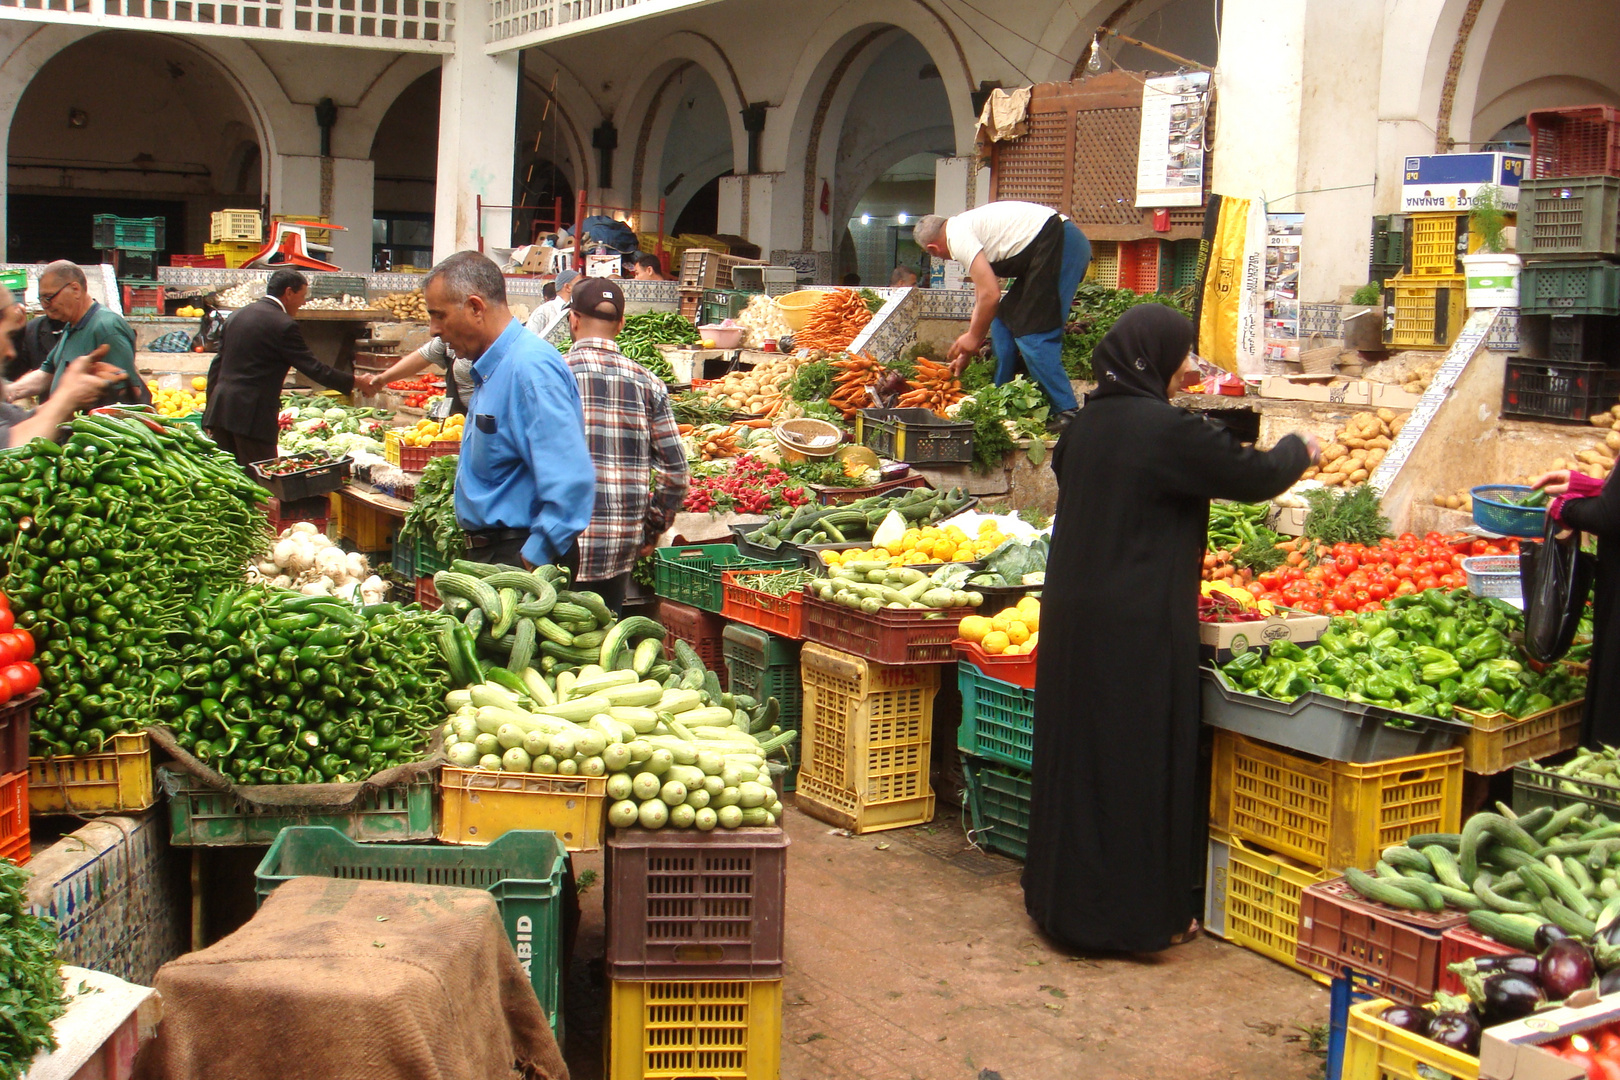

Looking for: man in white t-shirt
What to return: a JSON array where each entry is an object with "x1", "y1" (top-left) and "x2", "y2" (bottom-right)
[
  {"x1": 914, "y1": 201, "x2": 1091, "y2": 430},
  {"x1": 525, "y1": 268, "x2": 579, "y2": 337}
]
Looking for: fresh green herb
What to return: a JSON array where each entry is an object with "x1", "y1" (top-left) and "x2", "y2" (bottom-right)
[
  {"x1": 0, "y1": 860, "x2": 67, "y2": 1078},
  {"x1": 859, "y1": 288, "x2": 884, "y2": 314},
  {"x1": 1233, "y1": 538, "x2": 1287, "y2": 573},
  {"x1": 1303, "y1": 484, "x2": 1391, "y2": 547},
  {"x1": 1056, "y1": 284, "x2": 1189, "y2": 381},
  {"x1": 788, "y1": 359, "x2": 835, "y2": 403},
  {"x1": 633, "y1": 555, "x2": 657, "y2": 589},
  {"x1": 960, "y1": 356, "x2": 995, "y2": 392},
  {"x1": 397, "y1": 454, "x2": 464, "y2": 563},
  {"x1": 799, "y1": 400, "x2": 845, "y2": 424},
  {"x1": 1351, "y1": 283, "x2": 1382, "y2": 306},
  {"x1": 885, "y1": 355, "x2": 918, "y2": 382},
  {"x1": 671, "y1": 391, "x2": 736, "y2": 426},
  {"x1": 958, "y1": 396, "x2": 1015, "y2": 475},
  {"x1": 1471, "y1": 184, "x2": 1509, "y2": 254}
]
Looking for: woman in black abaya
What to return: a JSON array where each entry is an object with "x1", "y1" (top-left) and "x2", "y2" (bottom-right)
[{"x1": 1022, "y1": 305, "x2": 1316, "y2": 953}]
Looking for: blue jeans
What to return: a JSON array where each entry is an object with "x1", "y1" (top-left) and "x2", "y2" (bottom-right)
[{"x1": 989, "y1": 221, "x2": 1090, "y2": 412}]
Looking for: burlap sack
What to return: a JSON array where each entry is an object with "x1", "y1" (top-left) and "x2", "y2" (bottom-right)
[
  {"x1": 132, "y1": 876, "x2": 568, "y2": 1080},
  {"x1": 146, "y1": 723, "x2": 444, "y2": 809}
]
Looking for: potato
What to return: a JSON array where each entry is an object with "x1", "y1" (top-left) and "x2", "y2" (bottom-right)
[
  {"x1": 1433, "y1": 494, "x2": 1448, "y2": 507},
  {"x1": 1592, "y1": 414, "x2": 1614, "y2": 427},
  {"x1": 1446, "y1": 495, "x2": 1462, "y2": 509},
  {"x1": 1321, "y1": 443, "x2": 1348, "y2": 463},
  {"x1": 1348, "y1": 468, "x2": 1370, "y2": 483},
  {"x1": 1320, "y1": 473, "x2": 1345, "y2": 486},
  {"x1": 1343, "y1": 437, "x2": 1369, "y2": 450},
  {"x1": 1367, "y1": 435, "x2": 1392, "y2": 450},
  {"x1": 1391, "y1": 416, "x2": 1407, "y2": 436},
  {"x1": 1377, "y1": 420, "x2": 1393, "y2": 436},
  {"x1": 1349, "y1": 448, "x2": 1368, "y2": 463},
  {"x1": 1303, "y1": 466, "x2": 1320, "y2": 479},
  {"x1": 1377, "y1": 408, "x2": 1396, "y2": 423},
  {"x1": 1403, "y1": 381, "x2": 1423, "y2": 393},
  {"x1": 1366, "y1": 448, "x2": 1386, "y2": 468},
  {"x1": 1578, "y1": 450, "x2": 1610, "y2": 466},
  {"x1": 1552, "y1": 457, "x2": 1569, "y2": 470}
]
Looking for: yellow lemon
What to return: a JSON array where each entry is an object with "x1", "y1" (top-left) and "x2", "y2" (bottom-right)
[
  {"x1": 1006, "y1": 622, "x2": 1030, "y2": 646},
  {"x1": 990, "y1": 613, "x2": 1012, "y2": 633},
  {"x1": 982, "y1": 631, "x2": 1010, "y2": 655},
  {"x1": 1002, "y1": 644, "x2": 1024, "y2": 656},
  {"x1": 191, "y1": 376, "x2": 207, "y2": 391},
  {"x1": 1026, "y1": 631, "x2": 1039, "y2": 649},
  {"x1": 978, "y1": 519, "x2": 998, "y2": 534},
  {"x1": 959, "y1": 615, "x2": 992, "y2": 642},
  {"x1": 951, "y1": 550, "x2": 974, "y2": 563}
]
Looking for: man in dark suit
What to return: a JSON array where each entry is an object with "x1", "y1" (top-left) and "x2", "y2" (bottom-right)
[{"x1": 203, "y1": 269, "x2": 355, "y2": 471}]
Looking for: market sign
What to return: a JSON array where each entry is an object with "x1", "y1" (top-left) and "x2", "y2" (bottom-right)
[
  {"x1": 1400, "y1": 152, "x2": 1528, "y2": 212},
  {"x1": 1135, "y1": 72, "x2": 1210, "y2": 208}
]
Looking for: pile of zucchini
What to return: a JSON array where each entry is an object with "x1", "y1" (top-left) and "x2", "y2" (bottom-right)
[
  {"x1": 812, "y1": 560, "x2": 984, "y2": 612},
  {"x1": 1347, "y1": 804, "x2": 1620, "y2": 951},
  {"x1": 742, "y1": 487, "x2": 975, "y2": 550}
]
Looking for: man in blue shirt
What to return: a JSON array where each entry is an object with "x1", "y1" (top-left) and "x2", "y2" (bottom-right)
[{"x1": 425, "y1": 251, "x2": 595, "y2": 569}]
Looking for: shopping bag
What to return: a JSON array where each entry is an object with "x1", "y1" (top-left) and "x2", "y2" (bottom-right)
[{"x1": 1520, "y1": 514, "x2": 1595, "y2": 663}]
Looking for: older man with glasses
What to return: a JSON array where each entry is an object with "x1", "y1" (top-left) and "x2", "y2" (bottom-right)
[
  {"x1": 6, "y1": 261, "x2": 148, "y2": 409},
  {"x1": 0, "y1": 285, "x2": 129, "y2": 443}
]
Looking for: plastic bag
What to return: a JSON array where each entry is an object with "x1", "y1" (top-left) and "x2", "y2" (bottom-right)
[{"x1": 1520, "y1": 514, "x2": 1596, "y2": 663}]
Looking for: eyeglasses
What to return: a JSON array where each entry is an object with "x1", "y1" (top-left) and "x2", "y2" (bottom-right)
[{"x1": 38, "y1": 281, "x2": 76, "y2": 308}]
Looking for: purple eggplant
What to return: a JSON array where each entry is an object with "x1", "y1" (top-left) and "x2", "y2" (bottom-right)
[
  {"x1": 1473, "y1": 954, "x2": 1541, "y2": 978},
  {"x1": 1601, "y1": 918, "x2": 1620, "y2": 948},
  {"x1": 1480, "y1": 971, "x2": 1547, "y2": 1024},
  {"x1": 1426, "y1": 1010, "x2": 1482, "y2": 1055},
  {"x1": 1536, "y1": 924, "x2": 1573, "y2": 951},
  {"x1": 1381, "y1": 1004, "x2": 1429, "y2": 1034},
  {"x1": 1602, "y1": 967, "x2": 1620, "y2": 995},
  {"x1": 1539, "y1": 938, "x2": 1598, "y2": 1001}
]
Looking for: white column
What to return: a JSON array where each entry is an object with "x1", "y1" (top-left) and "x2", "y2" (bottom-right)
[
  {"x1": 1210, "y1": 0, "x2": 1307, "y2": 210},
  {"x1": 434, "y1": 3, "x2": 519, "y2": 261},
  {"x1": 933, "y1": 156, "x2": 990, "y2": 216}
]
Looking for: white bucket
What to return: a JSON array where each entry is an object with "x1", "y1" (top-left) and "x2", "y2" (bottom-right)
[{"x1": 1462, "y1": 252, "x2": 1521, "y2": 308}]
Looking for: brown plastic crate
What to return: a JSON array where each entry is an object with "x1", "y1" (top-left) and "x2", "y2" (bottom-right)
[
  {"x1": 415, "y1": 575, "x2": 441, "y2": 610},
  {"x1": 680, "y1": 248, "x2": 760, "y2": 290},
  {"x1": 1529, "y1": 104, "x2": 1620, "y2": 178},
  {"x1": 655, "y1": 598, "x2": 727, "y2": 675},
  {"x1": 0, "y1": 770, "x2": 26, "y2": 864},
  {"x1": 800, "y1": 593, "x2": 969, "y2": 665},
  {"x1": 605, "y1": 826, "x2": 788, "y2": 979},
  {"x1": 1294, "y1": 878, "x2": 1465, "y2": 1003}
]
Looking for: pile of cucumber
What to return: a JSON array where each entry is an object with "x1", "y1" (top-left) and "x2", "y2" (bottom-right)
[
  {"x1": 742, "y1": 486, "x2": 975, "y2": 550},
  {"x1": 811, "y1": 560, "x2": 984, "y2": 613},
  {"x1": 1347, "y1": 804, "x2": 1620, "y2": 951}
]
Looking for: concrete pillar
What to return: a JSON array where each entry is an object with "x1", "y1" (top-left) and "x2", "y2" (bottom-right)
[
  {"x1": 933, "y1": 156, "x2": 990, "y2": 216},
  {"x1": 1211, "y1": 0, "x2": 1307, "y2": 211},
  {"x1": 271, "y1": 155, "x2": 375, "y2": 273},
  {"x1": 434, "y1": 3, "x2": 519, "y2": 261},
  {"x1": 718, "y1": 173, "x2": 792, "y2": 256}
]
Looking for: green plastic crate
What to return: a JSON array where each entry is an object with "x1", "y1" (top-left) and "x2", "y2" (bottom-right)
[
  {"x1": 416, "y1": 546, "x2": 452, "y2": 576},
  {"x1": 1519, "y1": 176, "x2": 1620, "y2": 260},
  {"x1": 255, "y1": 826, "x2": 569, "y2": 1043},
  {"x1": 0, "y1": 269, "x2": 26, "y2": 293},
  {"x1": 392, "y1": 533, "x2": 417, "y2": 578},
  {"x1": 722, "y1": 623, "x2": 802, "y2": 792},
  {"x1": 962, "y1": 755, "x2": 1031, "y2": 860},
  {"x1": 1521, "y1": 259, "x2": 1620, "y2": 316},
  {"x1": 956, "y1": 661, "x2": 1035, "y2": 771},
  {"x1": 162, "y1": 768, "x2": 437, "y2": 846},
  {"x1": 652, "y1": 544, "x2": 793, "y2": 612}
]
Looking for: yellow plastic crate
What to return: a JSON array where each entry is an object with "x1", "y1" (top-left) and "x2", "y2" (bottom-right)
[
  {"x1": 1087, "y1": 240, "x2": 1120, "y2": 288},
  {"x1": 795, "y1": 644, "x2": 936, "y2": 834},
  {"x1": 29, "y1": 732, "x2": 155, "y2": 815},
  {"x1": 336, "y1": 490, "x2": 393, "y2": 551},
  {"x1": 1456, "y1": 698, "x2": 1582, "y2": 775},
  {"x1": 210, "y1": 209, "x2": 263, "y2": 243},
  {"x1": 203, "y1": 240, "x2": 262, "y2": 269},
  {"x1": 438, "y1": 765, "x2": 606, "y2": 852},
  {"x1": 1408, "y1": 213, "x2": 1465, "y2": 276},
  {"x1": 607, "y1": 978, "x2": 781, "y2": 1080},
  {"x1": 384, "y1": 430, "x2": 404, "y2": 466},
  {"x1": 1387, "y1": 272, "x2": 1467, "y2": 350},
  {"x1": 1343, "y1": 999, "x2": 1478, "y2": 1080},
  {"x1": 1208, "y1": 729, "x2": 1463, "y2": 873},
  {"x1": 1204, "y1": 829, "x2": 1334, "y2": 983}
]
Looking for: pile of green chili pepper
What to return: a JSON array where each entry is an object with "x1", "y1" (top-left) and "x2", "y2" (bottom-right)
[
  {"x1": 1217, "y1": 587, "x2": 1587, "y2": 721},
  {"x1": 0, "y1": 412, "x2": 270, "y2": 757},
  {"x1": 619, "y1": 312, "x2": 699, "y2": 382},
  {"x1": 155, "y1": 588, "x2": 451, "y2": 785}
]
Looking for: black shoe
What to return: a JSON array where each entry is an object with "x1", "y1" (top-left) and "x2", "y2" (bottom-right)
[{"x1": 1045, "y1": 408, "x2": 1078, "y2": 434}]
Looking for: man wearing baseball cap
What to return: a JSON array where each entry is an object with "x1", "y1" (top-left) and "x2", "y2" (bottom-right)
[
  {"x1": 564, "y1": 277, "x2": 688, "y2": 612},
  {"x1": 526, "y1": 268, "x2": 579, "y2": 337}
]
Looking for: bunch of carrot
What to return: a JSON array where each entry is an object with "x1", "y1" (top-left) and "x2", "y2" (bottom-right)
[
  {"x1": 896, "y1": 357, "x2": 965, "y2": 417},
  {"x1": 827, "y1": 353, "x2": 883, "y2": 418},
  {"x1": 792, "y1": 289, "x2": 873, "y2": 351}
]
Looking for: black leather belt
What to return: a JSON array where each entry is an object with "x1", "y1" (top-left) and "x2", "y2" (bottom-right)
[{"x1": 463, "y1": 527, "x2": 527, "y2": 548}]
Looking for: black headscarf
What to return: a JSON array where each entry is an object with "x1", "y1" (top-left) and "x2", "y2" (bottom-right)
[{"x1": 1087, "y1": 304, "x2": 1197, "y2": 403}]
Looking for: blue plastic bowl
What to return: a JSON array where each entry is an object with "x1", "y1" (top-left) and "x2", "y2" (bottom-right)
[{"x1": 1470, "y1": 485, "x2": 1547, "y2": 538}]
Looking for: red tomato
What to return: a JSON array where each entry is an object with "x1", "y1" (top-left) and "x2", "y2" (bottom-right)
[
  {"x1": 1295, "y1": 599, "x2": 1323, "y2": 613},
  {"x1": 0, "y1": 592, "x2": 11, "y2": 611},
  {"x1": 1367, "y1": 582, "x2": 1391, "y2": 601},
  {"x1": 1323, "y1": 569, "x2": 1345, "y2": 588},
  {"x1": 1440, "y1": 573, "x2": 1461, "y2": 588},
  {"x1": 0, "y1": 608, "x2": 14, "y2": 635},
  {"x1": 1394, "y1": 580, "x2": 1419, "y2": 597},
  {"x1": 1332, "y1": 588, "x2": 1357, "y2": 610},
  {"x1": 1399, "y1": 532, "x2": 1419, "y2": 546},
  {"x1": 1417, "y1": 575, "x2": 1441, "y2": 591},
  {"x1": 1, "y1": 663, "x2": 38, "y2": 695},
  {"x1": 1247, "y1": 582, "x2": 1267, "y2": 598},
  {"x1": 6, "y1": 629, "x2": 34, "y2": 662},
  {"x1": 1392, "y1": 565, "x2": 1415, "y2": 580},
  {"x1": 1258, "y1": 572, "x2": 1281, "y2": 591},
  {"x1": 1424, "y1": 531, "x2": 1447, "y2": 545},
  {"x1": 1283, "y1": 567, "x2": 1305, "y2": 584},
  {"x1": 1335, "y1": 554, "x2": 1358, "y2": 574}
]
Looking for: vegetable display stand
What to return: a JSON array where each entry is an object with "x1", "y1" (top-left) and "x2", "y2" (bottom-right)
[
  {"x1": 256, "y1": 826, "x2": 569, "y2": 1041},
  {"x1": 961, "y1": 755, "x2": 1031, "y2": 860},
  {"x1": 1453, "y1": 698, "x2": 1583, "y2": 774},
  {"x1": 721, "y1": 622, "x2": 802, "y2": 743},
  {"x1": 415, "y1": 575, "x2": 441, "y2": 610},
  {"x1": 956, "y1": 662, "x2": 1035, "y2": 770},
  {"x1": 1513, "y1": 755, "x2": 1620, "y2": 816},
  {"x1": 800, "y1": 593, "x2": 968, "y2": 666},
  {"x1": 250, "y1": 455, "x2": 350, "y2": 501},
  {"x1": 954, "y1": 639, "x2": 1037, "y2": 690},
  {"x1": 439, "y1": 765, "x2": 606, "y2": 851},
  {"x1": 1200, "y1": 669, "x2": 1471, "y2": 764},
  {"x1": 1294, "y1": 879, "x2": 1466, "y2": 1003},
  {"x1": 1436, "y1": 925, "x2": 1520, "y2": 996},
  {"x1": 0, "y1": 691, "x2": 37, "y2": 775},
  {"x1": 655, "y1": 598, "x2": 728, "y2": 676},
  {"x1": 720, "y1": 569, "x2": 807, "y2": 640},
  {"x1": 0, "y1": 770, "x2": 28, "y2": 864},
  {"x1": 606, "y1": 977, "x2": 781, "y2": 1080},
  {"x1": 1342, "y1": 999, "x2": 1479, "y2": 1080},
  {"x1": 604, "y1": 826, "x2": 788, "y2": 980},
  {"x1": 652, "y1": 545, "x2": 793, "y2": 614},
  {"x1": 1209, "y1": 729, "x2": 1463, "y2": 873},
  {"x1": 810, "y1": 473, "x2": 930, "y2": 505},
  {"x1": 855, "y1": 408, "x2": 974, "y2": 465},
  {"x1": 795, "y1": 644, "x2": 936, "y2": 834},
  {"x1": 1204, "y1": 829, "x2": 1334, "y2": 982},
  {"x1": 160, "y1": 767, "x2": 437, "y2": 846},
  {"x1": 29, "y1": 731, "x2": 156, "y2": 815}
]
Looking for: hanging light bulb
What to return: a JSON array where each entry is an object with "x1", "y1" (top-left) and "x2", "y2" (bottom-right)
[
  {"x1": 1087, "y1": 34, "x2": 1103, "y2": 74},
  {"x1": 897, "y1": 211, "x2": 909, "y2": 225},
  {"x1": 860, "y1": 213, "x2": 871, "y2": 225}
]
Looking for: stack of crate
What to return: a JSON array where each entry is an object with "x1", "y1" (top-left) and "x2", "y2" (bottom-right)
[
  {"x1": 1381, "y1": 212, "x2": 1471, "y2": 350},
  {"x1": 1504, "y1": 105, "x2": 1620, "y2": 422},
  {"x1": 92, "y1": 214, "x2": 165, "y2": 295},
  {"x1": 604, "y1": 827, "x2": 787, "y2": 1080},
  {"x1": 0, "y1": 694, "x2": 31, "y2": 864}
]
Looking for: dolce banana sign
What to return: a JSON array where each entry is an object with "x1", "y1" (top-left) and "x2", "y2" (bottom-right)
[{"x1": 1402, "y1": 152, "x2": 1528, "y2": 212}]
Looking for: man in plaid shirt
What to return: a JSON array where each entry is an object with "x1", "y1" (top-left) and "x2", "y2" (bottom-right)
[{"x1": 564, "y1": 278, "x2": 689, "y2": 612}]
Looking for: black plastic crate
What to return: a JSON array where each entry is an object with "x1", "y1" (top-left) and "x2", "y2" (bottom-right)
[
  {"x1": 1501, "y1": 357, "x2": 1620, "y2": 423},
  {"x1": 856, "y1": 408, "x2": 974, "y2": 464},
  {"x1": 250, "y1": 455, "x2": 351, "y2": 500},
  {"x1": 1518, "y1": 314, "x2": 1620, "y2": 364}
]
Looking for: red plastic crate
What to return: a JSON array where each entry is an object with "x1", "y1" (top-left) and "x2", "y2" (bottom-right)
[
  {"x1": 720, "y1": 570, "x2": 806, "y2": 640},
  {"x1": 1530, "y1": 104, "x2": 1620, "y2": 178},
  {"x1": 415, "y1": 575, "x2": 441, "y2": 610},
  {"x1": 1294, "y1": 879, "x2": 1466, "y2": 1003},
  {"x1": 121, "y1": 284, "x2": 164, "y2": 316},
  {"x1": 169, "y1": 253, "x2": 227, "y2": 268},
  {"x1": 952, "y1": 639, "x2": 1036, "y2": 690},
  {"x1": 0, "y1": 693, "x2": 36, "y2": 777},
  {"x1": 800, "y1": 593, "x2": 969, "y2": 665},
  {"x1": 656, "y1": 598, "x2": 727, "y2": 675},
  {"x1": 266, "y1": 495, "x2": 330, "y2": 536},
  {"x1": 1436, "y1": 924, "x2": 1521, "y2": 996},
  {"x1": 1118, "y1": 238, "x2": 1169, "y2": 294},
  {"x1": 398, "y1": 441, "x2": 459, "y2": 473},
  {"x1": 0, "y1": 770, "x2": 27, "y2": 864},
  {"x1": 604, "y1": 826, "x2": 788, "y2": 979}
]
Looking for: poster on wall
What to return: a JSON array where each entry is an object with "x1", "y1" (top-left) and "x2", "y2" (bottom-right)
[
  {"x1": 1135, "y1": 71, "x2": 1210, "y2": 208},
  {"x1": 1263, "y1": 214, "x2": 1304, "y2": 361}
]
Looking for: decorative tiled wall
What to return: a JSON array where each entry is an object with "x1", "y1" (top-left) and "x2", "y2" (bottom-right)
[
  {"x1": 849, "y1": 289, "x2": 920, "y2": 363},
  {"x1": 917, "y1": 288, "x2": 976, "y2": 320},
  {"x1": 1368, "y1": 308, "x2": 1497, "y2": 493},
  {"x1": 1484, "y1": 307, "x2": 1520, "y2": 353},
  {"x1": 1298, "y1": 303, "x2": 1343, "y2": 337},
  {"x1": 770, "y1": 250, "x2": 834, "y2": 286},
  {"x1": 154, "y1": 268, "x2": 683, "y2": 305}
]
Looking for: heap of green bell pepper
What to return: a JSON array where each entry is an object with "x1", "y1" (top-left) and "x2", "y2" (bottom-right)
[{"x1": 1217, "y1": 587, "x2": 1587, "y2": 721}]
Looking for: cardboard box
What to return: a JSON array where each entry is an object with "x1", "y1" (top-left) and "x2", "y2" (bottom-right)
[
  {"x1": 1257, "y1": 376, "x2": 1422, "y2": 410},
  {"x1": 1271, "y1": 505, "x2": 1308, "y2": 536},
  {"x1": 1479, "y1": 988, "x2": 1618, "y2": 1080},
  {"x1": 1402, "y1": 151, "x2": 1529, "y2": 213},
  {"x1": 1198, "y1": 609, "x2": 1330, "y2": 664}
]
